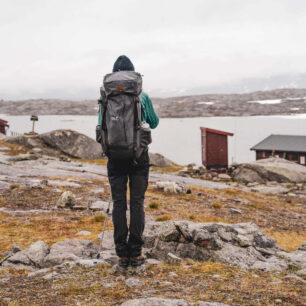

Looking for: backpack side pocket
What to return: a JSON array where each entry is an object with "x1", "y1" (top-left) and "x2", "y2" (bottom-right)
[
  {"x1": 140, "y1": 129, "x2": 152, "y2": 148},
  {"x1": 96, "y1": 125, "x2": 102, "y2": 143},
  {"x1": 135, "y1": 128, "x2": 152, "y2": 159}
]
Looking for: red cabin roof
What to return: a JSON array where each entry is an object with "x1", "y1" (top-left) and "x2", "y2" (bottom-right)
[
  {"x1": 200, "y1": 127, "x2": 233, "y2": 136},
  {"x1": 0, "y1": 119, "x2": 9, "y2": 127}
]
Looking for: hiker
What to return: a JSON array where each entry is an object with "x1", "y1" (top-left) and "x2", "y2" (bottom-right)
[{"x1": 96, "y1": 55, "x2": 159, "y2": 269}]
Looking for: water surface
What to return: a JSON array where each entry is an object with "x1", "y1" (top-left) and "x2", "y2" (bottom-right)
[{"x1": 1, "y1": 114, "x2": 305, "y2": 165}]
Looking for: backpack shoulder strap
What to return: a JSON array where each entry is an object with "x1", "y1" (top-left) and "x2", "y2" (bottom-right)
[{"x1": 98, "y1": 85, "x2": 108, "y2": 131}]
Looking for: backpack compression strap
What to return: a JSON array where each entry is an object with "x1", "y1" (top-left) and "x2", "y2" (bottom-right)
[{"x1": 132, "y1": 95, "x2": 141, "y2": 164}]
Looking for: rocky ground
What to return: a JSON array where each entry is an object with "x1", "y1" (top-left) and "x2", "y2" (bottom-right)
[
  {"x1": 1, "y1": 88, "x2": 306, "y2": 117},
  {"x1": 0, "y1": 137, "x2": 305, "y2": 305}
]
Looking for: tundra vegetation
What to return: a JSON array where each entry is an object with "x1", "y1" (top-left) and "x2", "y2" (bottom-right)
[{"x1": 0, "y1": 139, "x2": 305, "y2": 305}]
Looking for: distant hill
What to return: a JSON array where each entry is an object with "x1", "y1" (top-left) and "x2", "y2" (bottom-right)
[{"x1": 0, "y1": 88, "x2": 306, "y2": 117}]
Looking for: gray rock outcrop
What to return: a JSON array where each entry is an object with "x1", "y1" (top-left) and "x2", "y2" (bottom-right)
[
  {"x1": 231, "y1": 157, "x2": 306, "y2": 183},
  {"x1": 44, "y1": 239, "x2": 98, "y2": 266},
  {"x1": 143, "y1": 221, "x2": 306, "y2": 271},
  {"x1": 4, "y1": 222, "x2": 305, "y2": 273},
  {"x1": 4, "y1": 239, "x2": 99, "y2": 269},
  {"x1": 149, "y1": 152, "x2": 173, "y2": 167},
  {"x1": 4, "y1": 241, "x2": 49, "y2": 269},
  {"x1": 6, "y1": 129, "x2": 103, "y2": 159}
]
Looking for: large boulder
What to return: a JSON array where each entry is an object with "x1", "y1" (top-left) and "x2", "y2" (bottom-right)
[
  {"x1": 39, "y1": 130, "x2": 102, "y2": 159},
  {"x1": 231, "y1": 157, "x2": 306, "y2": 183},
  {"x1": 149, "y1": 152, "x2": 173, "y2": 167},
  {"x1": 6, "y1": 129, "x2": 103, "y2": 159}
]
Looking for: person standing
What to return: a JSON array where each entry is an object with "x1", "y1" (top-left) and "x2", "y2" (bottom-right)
[{"x1": 97, "y1": 55, "x2": 159, "y2": 269}]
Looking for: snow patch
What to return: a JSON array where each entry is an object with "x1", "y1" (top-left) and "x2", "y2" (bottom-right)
[
  {"x1": 286, "y1": 97, "x2": 306, "y2": 101},
  {"x1": 197, "y1": 102, "x2": 214, "y2": 105},
  {"x1": 248, "y1": 99, "x2": 282, "y2": 105}
]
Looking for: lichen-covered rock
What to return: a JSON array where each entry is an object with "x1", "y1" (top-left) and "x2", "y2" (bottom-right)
[
  {"x1": 298, "y1": 241, "x2": 306, "y2": 251},
  {"x1": 57, "y1": 191, "x2": 76, "y2": 208},
  {"x1": 154, "y1": 181, "x2": 187, "y2": 194},
  {"x1": 44, "y1": 239, "x2": 98, "y2": 267},
  {"x1": 166, "y1": 253, "x2": 182, "y2": 265},
  {"x1": 89, "y1": 200, "x2": 111, "y2": 212},
  {"x1": 231, "y1": 157, "x2": 306, "y2": 183},
  {"x1": 6, "y1": 129, "x2": 103, "y2": 159},
  {"x1": 125, "y1": 277, "x2": 144, "y2": 287},
  {"x1": 149, "y1": 152, "x2": 173, "y2": 167},
  {"x1": 143, "y1": 221, "x2": 300, "y2": 271},
  {"x1": 250, "y1": 256, "x2": 288, "y2": 272},
  {"x1": 40, "y1": 129, "x2": 102, "y2": 159},
  {"x1": 76, "y1": 259, "x2": 109, "y2": 268},
  {"x1": 198, "y1": 302, "x2": 229, "y2": 306},
  {"x1": 8, "y1": 153, "x2": 39, "y2": 162},
  {"x1": 276, "y1": 249, "x2": 306, "y2": 270},
  {"x1": 5, "y1": 241, "x2": 49, "y2": 268}
]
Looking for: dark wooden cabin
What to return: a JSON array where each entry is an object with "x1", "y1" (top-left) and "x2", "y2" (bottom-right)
[
  {"x1": 251, "y1": 134, "x2": 306, "y2": 166},
  {"x1": 0, "y1": 119, "x2": 9, "y2": 135},
  {"x1": 200, "y1": 127, "x2": 234, "y2": 170}
]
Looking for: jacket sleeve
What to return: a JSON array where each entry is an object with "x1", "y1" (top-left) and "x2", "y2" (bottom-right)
[{"x1": 141, "y1": 92, "x2": 159, "y2": 129}]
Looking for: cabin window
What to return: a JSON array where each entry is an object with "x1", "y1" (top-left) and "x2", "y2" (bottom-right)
[
  {"x1": 300, "y1": 156, "x2": 306, "y2": 165},
  {"x1": 291, "y1": 153, "x2": 298, "y2": 161}
]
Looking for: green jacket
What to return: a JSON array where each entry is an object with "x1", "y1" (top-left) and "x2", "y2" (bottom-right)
[{"x1": 97, "y1": 91, "x2": 159, "y2": 129}]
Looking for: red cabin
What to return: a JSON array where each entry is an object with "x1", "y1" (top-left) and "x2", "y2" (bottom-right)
[
  {"x1": 251, "y1": 134, "x2": 306, "y2": 166},
  {"x1": 0, "y1": 119, "x2": 9, "y2": 135},
  {"x1": 200, "y1": 127, "x2": 234, "y2": 170}
]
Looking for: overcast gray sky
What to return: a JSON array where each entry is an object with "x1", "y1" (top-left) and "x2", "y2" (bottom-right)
[{"x1": 1, "y1": 0, "x2": 306, "y2": 99}]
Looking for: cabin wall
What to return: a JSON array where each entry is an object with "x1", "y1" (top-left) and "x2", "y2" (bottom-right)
[{"x1": 255, "y1": 150, "x2": 306, "y2": 166}]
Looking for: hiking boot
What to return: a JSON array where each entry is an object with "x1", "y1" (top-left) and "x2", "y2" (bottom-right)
[
  {"x1": 118, "y1": 257, "x2": 129, "y2": 269},
  {"x1": 130, "y1": 256, "x2": 145, "y2": 267}
]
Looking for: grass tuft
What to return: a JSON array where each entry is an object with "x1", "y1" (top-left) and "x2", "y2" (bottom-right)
[
  {"x1": 155, "y1": 214, "x2": 172, "y2": 222},
  {"x1": 149, "y1": 201, "x2": 160, "y2": 209},
  {"x1": 212, "y1": 201, "x2": 222, "y2": 209},
  {"x1": 93, "y1": 215, "x2": 105, "y2": 222},
  {"x1": 10, "y1": 184, "x2": 20, "y2": 190}
]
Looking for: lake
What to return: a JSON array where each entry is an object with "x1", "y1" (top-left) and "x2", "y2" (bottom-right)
[{"x1": 1, "y1": 114, "x2": 305, "y2": 165}]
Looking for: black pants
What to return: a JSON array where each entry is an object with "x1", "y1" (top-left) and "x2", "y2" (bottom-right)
[{"x1": 107, "y1": 150, "x2": 149, "y2": 258}]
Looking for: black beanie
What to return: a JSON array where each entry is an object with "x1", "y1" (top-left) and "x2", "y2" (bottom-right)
[{"x1": 112, "y1": 55, "x2": 135, "y2": 72}]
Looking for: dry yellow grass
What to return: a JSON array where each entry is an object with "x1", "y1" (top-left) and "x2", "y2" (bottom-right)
[
  {"x1": 0, "y1": 212, "x2": 112, "y2": 251},
  {"x1": 264, "y1": 230, "x2": 306, "y2": 252},
  {"x1": 75, "y1": 158, "x2": 108, "y2": 166},
  {"x1": 151, "y1": 164, "x2": 184, "y2": 173},
  {"x1": 0, "y1": 140, "x2": 29, "y2": 156}
]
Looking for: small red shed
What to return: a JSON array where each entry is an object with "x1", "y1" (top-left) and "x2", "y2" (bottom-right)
[
  {"x1": 0, "y1": 119, "x2": 9, "y2": 135},
  {"x1": 200, "y1": 127, "x2": 234, "y2": 170}
]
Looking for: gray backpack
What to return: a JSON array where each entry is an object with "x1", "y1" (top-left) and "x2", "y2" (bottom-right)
[{"x1": 97, "y1": 71, "x2": 151, "y2": 160}]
